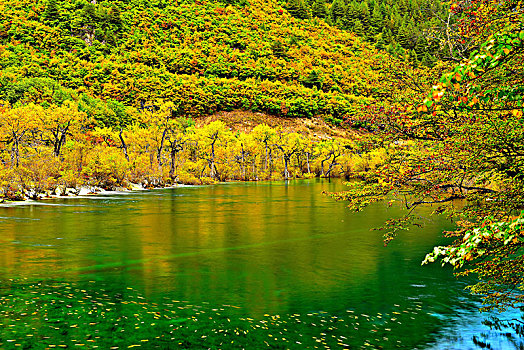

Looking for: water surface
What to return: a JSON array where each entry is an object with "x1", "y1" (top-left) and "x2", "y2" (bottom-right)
[{"x1": 0, "y1": 179, "x2": 521, "y2": 349}]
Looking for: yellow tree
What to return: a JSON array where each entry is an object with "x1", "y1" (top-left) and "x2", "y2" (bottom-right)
[
  {"x1": 165, "y1": 118, "x2": 194, "y2": 179},
  {"x1": 251, "y1": 124, "x2": 276, "y2": 177},
  {"x1": 0, "y1": 102, "x2": 39, "y2": 167},
  {"x1": 195, "y1": 121, "x2": 232, "y2": 180},
  {"x1": 231, "y1": 132, "x2": 260, "y2": 181},
  {"x1": 137, "y1": 101, "x2": 178, "y2": 170},
  {"x1": 38, "y1": 101, "x2": 88, "y2": 157},
  {"x1": 318, "y1": 139, "x2": 346, "y2": 178},
  {"x1": 273, "y1": 131, "x2": 304, "y2": 179}
]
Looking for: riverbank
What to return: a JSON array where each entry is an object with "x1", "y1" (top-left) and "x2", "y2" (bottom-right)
[
  {"x1": 0, "y1": 182, "x2": 169, "y2": 204},
  {"x1": 0, "y1": 172, "x2": 329, "y2": 204},
  {"x1": 0, "y1": 109, "x2": 379, "y2": 203}
]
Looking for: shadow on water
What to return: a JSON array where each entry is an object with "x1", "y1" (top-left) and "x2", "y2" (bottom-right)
[{"x1": 0, "y1": 178, "x2": 522, "y2": 348}]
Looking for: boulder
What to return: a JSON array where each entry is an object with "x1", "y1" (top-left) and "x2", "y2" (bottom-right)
[
  {"x1": 66, "y1": 188, "x2": 78, "y2": 195},
  {"x1": 55, "y1": 185, "x2": 66, "y2": 196}
]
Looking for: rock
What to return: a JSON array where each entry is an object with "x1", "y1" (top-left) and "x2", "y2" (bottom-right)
[
  {"x1": 55, "y1": 185, "x2": 66, "y2": 196},
  {"x1": 129, "y1": 183, "x2": 144, "y2": 191},
  {"x1": 25, "y1": 190, "x2": 39, "y2": 200},
  {"x1": 78, "y1": 187, "x2": 91, "y2": 196},
  {"x1": 66, "y1": 188, "x2": 78, "y2": 195}
]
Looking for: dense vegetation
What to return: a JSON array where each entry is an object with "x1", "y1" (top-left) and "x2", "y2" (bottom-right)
[
  {"x1": 285, "y1": 0, "x2": 447, "y2": 65},
  {"x1": 0, "y1": 0, "x2": 396, "y2": 122},
  {"x1": 0, "y1": 0, "x2": 408, "y2": 197},
  {"x1": 0, "y1": 0, "x2": 522, "y2": 335},
  {"x1": 1, "y1": 97, "x2": 380, "y2": 199},
  {"x1": 332, "y1": 0, "x2": 524, "y2": 316}
]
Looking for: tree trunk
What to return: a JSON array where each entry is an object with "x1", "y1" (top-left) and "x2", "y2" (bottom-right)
[
  {"x1": 157, "y1": 128, "x2": 168, "y2": 167},
  {"x1": 264, "y1": 141, "x2": 269, "y2": 171},
  {"x1": 170, "y1": 150, "x2": 177, "y2": 179},
  {"x1": 306, "y1": 152, "x2": 311, "y2": 173},
  {"x1": 241, "y1": 144, "x2": 246, "y2": 180},
  {"x1": 283, "y1": 155, "x2": 289, "y2": 179},
  {"x1": 210, "y1": 141, "x2": 216, "y2": 179},
  {"x1": 12, "y1": 135, "x2": 20, "y2": 167},
  {"x1": 119, "y1": 129, "x2": 130, "y2": 162}
]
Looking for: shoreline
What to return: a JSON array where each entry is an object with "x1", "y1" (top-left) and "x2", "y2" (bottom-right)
[
  {"x1": 0, "y1": 176, "x2": 342, "y2": 206},
  {"x1": 0, "y1": 183, "x2": 174, "y2": 206}
]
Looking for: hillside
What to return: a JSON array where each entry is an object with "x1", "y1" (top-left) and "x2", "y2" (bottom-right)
[
  {"x1": 0, "y1": 0, "x2": 400, "y2": 125},
  {"x1": 195, "y1": 110, "x2": 353, "y2": 139},
  {"x1": 0, "y1": 0, "x2": 411, "y2": 197}
]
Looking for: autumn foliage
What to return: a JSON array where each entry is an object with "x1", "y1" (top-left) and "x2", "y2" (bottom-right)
[{"x1": 333, "y1": 0, "x2": 524, "y2": 310}]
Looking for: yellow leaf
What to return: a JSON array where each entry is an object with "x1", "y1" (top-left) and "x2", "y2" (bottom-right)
[{"x1": 512, "y1": 109, "x2": 523, "y2": 117}]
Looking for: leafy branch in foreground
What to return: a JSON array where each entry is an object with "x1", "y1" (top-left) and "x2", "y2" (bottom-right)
[
  {"x1": 423, "y1": 214, "x2": 524, "y2": 311},
  {"x1": 334, "y1": 0, "x2": 523, "y2": 310}
]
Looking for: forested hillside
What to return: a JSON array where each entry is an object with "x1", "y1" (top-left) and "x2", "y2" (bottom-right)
[
  {"x1": 285, "y1": 0, "x2": 447, "y2": 65},
  {"x1": 0, "y1": 0, "x2": 404, "y2": 125},
  {"x1": 1, "y1": 0, "x2": 421, "y2": 197}
]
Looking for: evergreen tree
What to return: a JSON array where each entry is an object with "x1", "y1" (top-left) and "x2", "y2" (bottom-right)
[
  {"x1": 108, "y1": 4, "x2": 123, "y2": 30},
  {"x1": 345, "y1": 1, "x2": 359, "y2": 25},
  {"x1": 414, "y1": 34, "x2": 427, "y2": 56},
  {"x1": 297, "y1": 0, "x2": 310, "y2": 19},
  {"x1": 330, "y1": 0, "x2": 345, "y2": 25},
  {"x1": 287, "y1": 0, "x2": 310, "y2": 19},
  {"x1": 370, "y1": 1, "x2": 383, "y2": 33},
  {"x1": 396, "y1": 23, "x2": 411, "y2": 49},
  {"x1": 410, "y1": 49, "x2": 418, "y2": 64},
  {"x1": 375, "y1": 33, "x2": 386, "y2": 49},
  {"x1": 358, "y1": 2, "x2": 370, "y2": 29},
  {"x1": 311, "y1": 0, "x2": 328, "y2": 18},
  {"x1": 390, "y1": 8, "x2": 401, "y2": 34},
  {"x1": 352, "y1": 19, "x2": 365, "y2": 37},
  {"x1": 271, "y1": 40, "x2": 287, "y2": 57},
  {"x1": 382, "y1": 28, "x2": 393, "y2": 43},
  {"x1": 421, "y1": 51, "x2": 434, "y2": 67},
  {"x1": 42, "y1": 0, "x2": 60, "y2": 23},
  {"x1": 303, "y1": 70, "x2": 322, "y2": 88}
]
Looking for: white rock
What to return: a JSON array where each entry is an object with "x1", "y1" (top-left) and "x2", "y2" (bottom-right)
[
  {"x1": 55, "y1": 185, "x2": 66, "y2": 196},
  {"x1": 129, "y1": 183, "x2": 145, "y2": 191},
  {"x1": 78, "y1": 187, "x2": 92, "y2": 196},
  {"x1": 66, "y1": 188, "x2": 78, "y2": 195}
]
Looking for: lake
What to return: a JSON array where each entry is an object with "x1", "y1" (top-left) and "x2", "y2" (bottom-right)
[{"x1": 0, "y1": 179, "x2": 521, "y2": 349}]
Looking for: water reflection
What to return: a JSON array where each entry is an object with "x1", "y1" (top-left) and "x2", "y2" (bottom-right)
[{"x1": 0, "y1": 179, "x2": 521, "y2": 348}]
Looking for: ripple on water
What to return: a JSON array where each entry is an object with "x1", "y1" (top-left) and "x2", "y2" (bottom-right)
[{"x1": 0, "y1": 278, "x2": 464, "y2": 350}]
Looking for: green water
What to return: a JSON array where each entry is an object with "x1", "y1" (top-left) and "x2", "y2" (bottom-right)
[{"x1": 0, "y1": 179, "x2": 521, "y2": 349}]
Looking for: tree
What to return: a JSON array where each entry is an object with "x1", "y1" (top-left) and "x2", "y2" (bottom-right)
[
  {"x1": 39, "y1": 101, "x2": 87, "y2": 157},
  {"x1": 108, "y1": 4, "x2": 123, "y2": 29},
  {"x1": 352, "y1": 19, "x2": 365, "y2": 37},
  {"x1": 197, "y1": 121, "x2": 232, "y2": 180},
  {"x1": 330, "y1": 0, "x2": 345, "y2": 25},
  {"x1": 273, "y1": 131, "x2": 303, "y2": 179},
  {"x1": 311, "y1": 0, "x2": 327, "y2": 19},
  {"x1": 318, "y1": 139, "x2": 345, "y2": 177},
  {"x1": 370, "y1": 2, "x2": 383, "y2": 33},
  {"x1": 0, "y1": 102, "x2": 38, "y2": 167},
  {"x1": 344, "y1": 1, "x2": 359, "y2": 28},
  {"x1": 303, "y1": 70, "x2": 322, "y2": 89},
  {"x1": 252, "y1": 124, "x2": 276, "y2": 178},
  {"x1": 286, "y1": 0, "x2": 310, "y2": 19},
  {"x1": 396, "y1": 24, "x2": 411, "y2": 49},
  {"x1": 42, "y1": 0, "x2": 60, "y2": 24},
  {"x1": 335, "y1": 0, "x2": 524, "y2": 311},
  {"x1": 166, "y1": 118, "x2": 194, "y2": 180}
]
